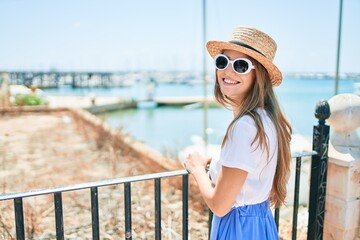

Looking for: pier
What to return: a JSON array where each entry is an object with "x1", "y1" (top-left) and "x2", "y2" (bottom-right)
[
  {"x1": 152, "y1": 96, "x2": 218, "y2": 107},
  {"x1": 3, "y1": 71, "x2": 121, "y2": 88},
  {"x1": 46, "y1": 95, "x2": 218, "y2": 113},
  {"x1": 0, "y1": 70, "x2": 206, "y2": 88}
]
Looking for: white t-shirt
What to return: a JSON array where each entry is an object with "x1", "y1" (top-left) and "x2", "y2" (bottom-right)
[{"x1": 209, "y1": 108, "x2": 278, "y2": 207}]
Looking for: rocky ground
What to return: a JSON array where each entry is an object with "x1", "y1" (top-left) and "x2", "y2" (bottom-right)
[{"x1": 0, "y1": 111, "x2": 306, "y2": 239}]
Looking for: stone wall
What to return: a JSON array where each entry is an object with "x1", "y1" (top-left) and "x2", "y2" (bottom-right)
[
  {"x1": 324, "y1": 93, "x2": 360, "y2": 240},
  {"x1": 69, "y1": 107, "x2": 182, "y2": 172}
]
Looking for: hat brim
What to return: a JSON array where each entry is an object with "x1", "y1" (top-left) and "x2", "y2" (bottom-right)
[{"x1": 206, "y1": 41, "x2": 282, "y2": 86}]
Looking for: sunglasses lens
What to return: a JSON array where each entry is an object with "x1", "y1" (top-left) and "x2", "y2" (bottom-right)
[
  {"x1": 233, "y1": 60, "x2": 249, "y2": 73},
  {"x1": 215, "y1": 56, "x2": 228, "y2": 70}
]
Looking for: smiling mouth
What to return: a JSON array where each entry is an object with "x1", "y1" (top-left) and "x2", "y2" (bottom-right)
[{"x1": 223, "y1": 78, "x2": 240, "y2": 85}]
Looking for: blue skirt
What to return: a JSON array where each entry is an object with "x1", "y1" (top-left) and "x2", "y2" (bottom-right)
[{"x1": 210, "y1": 200, "x2": 279, "y2": 240}]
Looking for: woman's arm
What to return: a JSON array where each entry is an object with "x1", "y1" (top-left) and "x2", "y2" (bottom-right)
[{"x1": 184, "y1": 153, "x2": 248, "y2": 217}]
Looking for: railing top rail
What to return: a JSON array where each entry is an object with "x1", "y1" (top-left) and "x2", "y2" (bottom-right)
[
  {"x1": 0, "y1": 169, "x2": 188, "y2": 201},
  {"x1": 291, "y1": 151, "x2": 317, "y2": 158}
]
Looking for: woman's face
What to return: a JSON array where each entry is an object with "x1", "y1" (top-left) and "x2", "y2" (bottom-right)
[{"x1": 216, "y1": 50, "x2": 256, "y2": 106}]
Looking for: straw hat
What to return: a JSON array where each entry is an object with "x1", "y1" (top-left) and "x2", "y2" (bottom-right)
[{"x1": 206, "y1": 26, "x2": 282, "y2": 86}]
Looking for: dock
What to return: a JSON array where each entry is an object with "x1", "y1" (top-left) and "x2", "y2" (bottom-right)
[
  {"x1": 152, "y1": 96, "x2": 218, "y2": 107},
  {"x1": 46, "y1": 95, "x2": 219, "y2": 113}
]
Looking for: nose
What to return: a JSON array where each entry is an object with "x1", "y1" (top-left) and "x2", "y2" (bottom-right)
[{"x1": 224, "y1": 63, "x2": 236, "y2": 76}]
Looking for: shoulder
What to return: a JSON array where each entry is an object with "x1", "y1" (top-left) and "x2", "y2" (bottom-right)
[
  {"x1": 233, "y1": 110, "x2": 265, "y2": 132},
  {"x1": 234, "y1": 108, "x2": 270, "y2": 126},
  {"x1": 231, "y1": 109, "x2": 274, "y2": 137},
  {"x1": 256, "y1": 108, "x2": 274, "y2": 124},
  {"x1": 229, "y1": 114, "x2": 257, "y2": 141},
  {"x1": 234, "y1": 114, "x2": 256, "y2": 129}
]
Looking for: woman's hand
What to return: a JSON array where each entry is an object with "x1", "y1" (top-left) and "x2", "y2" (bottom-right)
[
  {"x1": 183, "y1": 152, "x2": 211, "y2": 174},
  {"x1": 184, "y1": 152, "x2": 248, "y2": 216}
]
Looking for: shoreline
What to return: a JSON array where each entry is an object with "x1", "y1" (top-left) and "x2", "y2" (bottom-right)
[{"x1": 45, "y1": 94, "x2": 314, "y2": 158}]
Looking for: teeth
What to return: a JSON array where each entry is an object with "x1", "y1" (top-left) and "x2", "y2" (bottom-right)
[{"x1": 224, "y1": 79, "x2": 238, "y2": 84}]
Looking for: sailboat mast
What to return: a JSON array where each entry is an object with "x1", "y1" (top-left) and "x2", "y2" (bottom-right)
[
  {"x1": 334, "y1": 0, "x2": 343, "y2": 95},
  {"x1": 203, "y1": 0, "x2": 208, "y2": 147}
]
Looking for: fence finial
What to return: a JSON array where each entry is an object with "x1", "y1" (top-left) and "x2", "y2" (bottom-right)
[{"x1": 314, "y1": 99, "x2": 331, "y2": 124}]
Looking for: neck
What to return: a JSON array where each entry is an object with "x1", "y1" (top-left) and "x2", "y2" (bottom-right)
[
  {"x1": 231, "y1": 101, "x2": 244, "y2": 118},
  {"x1": 232, "y1": 106, "x2": 241, "y2": 118}
]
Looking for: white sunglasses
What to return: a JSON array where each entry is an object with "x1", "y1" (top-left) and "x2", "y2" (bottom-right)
[{"x1": 214, "y1": 54, "x2": 255, "y2": 74}]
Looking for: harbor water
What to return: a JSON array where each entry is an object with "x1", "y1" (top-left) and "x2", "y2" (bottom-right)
[{"x1": 44, "y1": 76, "x2": 357, "y2": 155}]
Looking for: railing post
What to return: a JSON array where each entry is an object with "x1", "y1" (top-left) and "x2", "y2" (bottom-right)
[
  {"x1": 307, "y1": 100, "x2": 330, "y2": 240},
  {"x1": 90, "y1": 187, "x2": 100, "y2": 240},
  {"x1": 182, "y1": 174, "x2": 188, "y2": 240},
  {"x1": 208, "y1": 210, "x2": 213, "y2": 240},
  {"x1": 14, "y1": 198, "x2": 25, "y2": 240},
  {"x1": 54, "y1": 192, "x2": 64, "y2": 240},
  {"x1": 154, "y1": 178, "x2": 161, "y2": 240},
  {"x1": 274, "y1": 208, "x2": 280, "y2": 231},
  {"x1": 292, "y1": 157, "x2": 302, "y2": 240},
  {"x1": 124, "y1": 182, "x2": 132, "y2": 240}
]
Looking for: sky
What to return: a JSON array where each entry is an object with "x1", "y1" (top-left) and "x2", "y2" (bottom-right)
[{"x1": 0, "y1": 0, "x2": 359, "y2": 74}]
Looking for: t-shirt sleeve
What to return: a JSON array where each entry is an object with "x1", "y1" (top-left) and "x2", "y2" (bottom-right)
[{"x1": 220, "y1": 117, "x2": 261, "y2": 174}]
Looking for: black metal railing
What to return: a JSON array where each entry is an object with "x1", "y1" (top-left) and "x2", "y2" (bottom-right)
[
  {"x1": 0, "y1": 151, "x2": 318, "y2": 240},
  {"x1": 0, "y1": 100, "x2": 331, "y2": 240},
  {"x1": 272, "y1": 151, "x2": 318, "y2": 240},
  {"x1": 277, "y1": 99, "x2": 330, "y2": 240},
  {"x1": 0, "y1": 170, "x2": 189, "y2": 240}
]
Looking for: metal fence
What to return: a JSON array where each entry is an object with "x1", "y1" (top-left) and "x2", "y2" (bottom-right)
[
  {"x1": 0, "y1": 170, "x2": 189, "y2": 240},
  {"x1": 0, "y1": 100, "x2": 331, "y2": 240},
  {"x1": 0, "y1": 152, "x2": 324, "y2": 240}
]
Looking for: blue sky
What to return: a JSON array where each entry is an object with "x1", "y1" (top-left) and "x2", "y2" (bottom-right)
[{"x1": 0, "y1": 0, "x2": 359, "y2": 73}]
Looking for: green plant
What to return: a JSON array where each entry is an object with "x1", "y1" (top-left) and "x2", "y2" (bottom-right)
[{"x1": 14, "y1": 94, "x2": 48, "y2": 106}]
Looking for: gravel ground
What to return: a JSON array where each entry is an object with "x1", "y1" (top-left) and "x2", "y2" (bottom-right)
[
  {"x1": 0, "y1": 111, "x2": 305, "y2": 239},
  {"x1": 0, "y1": 111, "x2": 208, "y2": 239}
]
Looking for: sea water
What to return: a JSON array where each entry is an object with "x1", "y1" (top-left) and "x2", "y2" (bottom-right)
[{"x1": 44, "y1": 76, "x2": 357, "y2": 154}]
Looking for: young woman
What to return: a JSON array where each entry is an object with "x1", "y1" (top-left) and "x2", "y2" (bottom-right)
[{"x1": 183, "y1": 26, "x2": 292, "y2": 239}]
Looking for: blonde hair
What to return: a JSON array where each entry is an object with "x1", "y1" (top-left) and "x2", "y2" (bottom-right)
[{"x1": 214, "y1": 59, "x2": 292, "y2": 208}]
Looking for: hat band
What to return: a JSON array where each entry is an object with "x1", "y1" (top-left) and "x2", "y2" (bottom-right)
[{"x1": 229, "y1": 41, "x2": 265, "y2": 57}]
